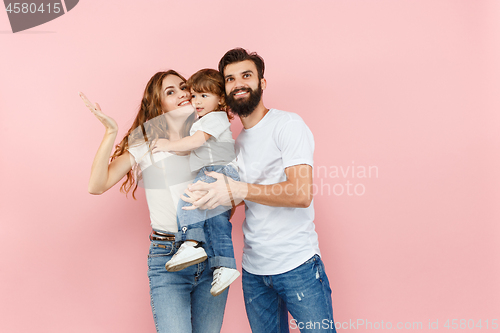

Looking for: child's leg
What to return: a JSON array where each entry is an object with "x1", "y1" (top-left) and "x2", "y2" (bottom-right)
[
  {"x1": 175, "y1": 167, "x2": 210, "y2": 245},
  {"x1": 203, "y1": 165, "x2": 240, "y2": 270},
  {"x1": 200, "y1": 165, "x2": 241, "y2": 296},
  {"x1": 205, "y1": 206, "x2": 239, "y2": 297},
  {"x1": 205, "y1": 209, "x2": 237, "y2": 270},
  {"x1": 166, "y1": 214, "x2": 207, "y2": 271},
  {"x1": 165, "y1": 168, "x2": 211, "y2": 272}
]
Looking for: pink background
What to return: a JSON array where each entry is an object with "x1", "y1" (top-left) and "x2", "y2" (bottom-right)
[{"x1": 1, "y1": 1, "x2": 499, "y2": 332}]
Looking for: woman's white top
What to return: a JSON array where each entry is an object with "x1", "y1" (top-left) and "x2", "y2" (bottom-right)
[{"x1": 128, "y1": 143, "x2": 197, "y2": 233}]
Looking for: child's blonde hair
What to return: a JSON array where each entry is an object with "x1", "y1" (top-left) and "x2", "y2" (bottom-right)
[{"x1": 187, "y1": 68, "x2": 233, "y2": 120}]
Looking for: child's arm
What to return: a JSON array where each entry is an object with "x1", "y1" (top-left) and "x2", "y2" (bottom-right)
[{"x1": 153, "y1": 130, "x2": 211, "y2": 153}]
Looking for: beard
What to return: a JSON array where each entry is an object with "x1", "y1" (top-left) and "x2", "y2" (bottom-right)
[{"x1": 226, "y1": 81, "x2": 262, "y2": 118}]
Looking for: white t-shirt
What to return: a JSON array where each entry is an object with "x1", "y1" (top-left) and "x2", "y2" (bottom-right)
[
  {"x1": 235, "y1": 109, "x2": 320, "y2": 275},
  {"x1": 189, "y1": 111, "x2": 236, "y2": 172},
  {"x1": 128, "y1": 143, "x2": 197, "y2": 233}
]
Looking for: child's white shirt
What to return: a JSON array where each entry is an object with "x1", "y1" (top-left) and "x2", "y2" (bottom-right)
[{"x1": 189, "y1": 111, "x2": 237, "y2": 172}]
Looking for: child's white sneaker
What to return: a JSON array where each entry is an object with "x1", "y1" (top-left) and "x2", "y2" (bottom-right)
[
  {"x1": 210, "y1": 267, "x2": 240, "y2": 296},
  {"x1": 165, "y1": 242, "x2": 207, "y2": 272}
]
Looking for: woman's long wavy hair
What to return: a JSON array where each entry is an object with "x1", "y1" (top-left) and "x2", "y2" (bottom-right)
[{"x1": 111, "y1": 70, "x2": 195, "y2": 199}]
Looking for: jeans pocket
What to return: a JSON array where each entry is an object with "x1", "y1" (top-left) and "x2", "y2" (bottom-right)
[
  {"x1": 304, "y1": 254, "x2": 320, "y2": 265},
  {"x1": 312, "y1": 256, "x2": 332, "y2": 295},
  {"x1": 148, "y1": 241, "x2": 175, "y2": 257},
  {"x1": 148, "y1": 243, "x2": 175, "y2": 272}
]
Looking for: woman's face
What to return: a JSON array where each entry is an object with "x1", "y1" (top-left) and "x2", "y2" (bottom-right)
[{"x1": 160, "y1": 74, "x2": 191, "y2": 113}]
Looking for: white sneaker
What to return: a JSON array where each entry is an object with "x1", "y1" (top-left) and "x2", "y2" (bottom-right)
[
  {"x1": 165, "y1": 242, "x2": 207, "y2": 272},
  {"x1": 210, "y1": 267, "x2": 240, "y2": 296}
]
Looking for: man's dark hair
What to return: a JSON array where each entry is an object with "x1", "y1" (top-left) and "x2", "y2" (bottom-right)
[{"x1": 218, "y1": 48, "x2": 265, "y2": 80}]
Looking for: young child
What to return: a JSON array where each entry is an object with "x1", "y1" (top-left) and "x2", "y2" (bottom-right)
[{"x1": 153, "y1": 68, "x2": 240, "y2": 296}]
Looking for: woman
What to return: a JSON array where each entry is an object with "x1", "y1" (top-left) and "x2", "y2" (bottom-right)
[{"x1": 81, "y1": 70, "x2": 228, "y2": 333}]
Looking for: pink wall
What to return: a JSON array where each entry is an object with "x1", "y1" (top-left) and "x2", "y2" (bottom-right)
[{"x1": 1, "y1": 1, "x2": 499, "y2": 332}]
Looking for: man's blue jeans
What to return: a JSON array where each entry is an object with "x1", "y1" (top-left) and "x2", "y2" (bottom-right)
[
  {"x1": 177, "y1": 165, "x2": 239, "y2": 269},
  {"x1": 242, "y1": 255, "x2": 336, "y2": 333},
  {"x1": 147, "y1": 233, "x2": 228, "y2": 333}
]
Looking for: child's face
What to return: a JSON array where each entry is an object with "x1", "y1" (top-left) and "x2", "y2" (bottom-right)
[{"x1": 190, "y1": 90, "x2": 221, "y2": 117}]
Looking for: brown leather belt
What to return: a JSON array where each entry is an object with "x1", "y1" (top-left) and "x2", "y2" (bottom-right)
[{"x1": 149, "y1": 230, "x2": 176, "y2": 241}]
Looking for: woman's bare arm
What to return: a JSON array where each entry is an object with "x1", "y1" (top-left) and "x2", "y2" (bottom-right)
[{"x1": 80, "y1": 92, "x2": 134, "y2": 194}]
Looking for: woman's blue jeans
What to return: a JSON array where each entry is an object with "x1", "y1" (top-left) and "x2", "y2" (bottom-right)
[
  {"x1": 147, "y1": 234, "x2": 228, "y2": 333},
  {"x1": 242, "y1": 255, "x2": 336, "y2": 333},
  {"x1": 176, "y1": 165, "x2": 239, "y2": 269}
]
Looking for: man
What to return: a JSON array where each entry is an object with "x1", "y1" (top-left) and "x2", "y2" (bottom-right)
[{"x1": 183, "y1": 48, "x2": 336, "y2": 333}]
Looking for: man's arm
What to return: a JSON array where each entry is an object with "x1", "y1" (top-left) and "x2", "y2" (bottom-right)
[
  {"x1": 239, "y1": 164, "x2": 312, "y2": 207},
  {"x1": 181, "y1": 164, "x2": 312, "y2": 210}
]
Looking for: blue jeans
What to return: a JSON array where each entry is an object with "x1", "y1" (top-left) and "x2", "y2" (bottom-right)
[
  {"x1": 242, "y1": 255, "x2": 336, "y2": 333},
  {"x1": 147, "y1": 233, "x2": 228, "y2": 333},
  {"x1": 177, "y1": 165, "x2": 239, "y2": 269}
]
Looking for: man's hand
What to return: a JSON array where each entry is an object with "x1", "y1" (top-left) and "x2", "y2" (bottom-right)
[{"x1": 181, "y1": 171, "x2": 245, "y2": 210}]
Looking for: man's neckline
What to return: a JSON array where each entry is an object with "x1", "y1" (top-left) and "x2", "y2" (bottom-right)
[{"x1": 242, "y1": 108, "x2": 273, "y2": 131}]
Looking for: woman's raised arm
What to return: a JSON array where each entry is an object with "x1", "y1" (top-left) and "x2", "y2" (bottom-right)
[{"x1": 80, "y1": 92, "x2": 134, "y2": 195}]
